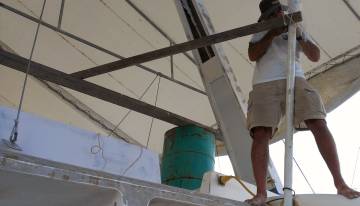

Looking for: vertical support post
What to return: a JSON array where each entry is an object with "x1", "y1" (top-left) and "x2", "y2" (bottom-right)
[
  {"x1": 170, "y1": 42, "x2": 174, "y2": 79},
  {"x1": 284, "y1": 0, "x2": 301, "y2": 205},
  {"x1": 174, "y1": 0, "x2": 283, "y2": 193},
  {"x1": 58, "y1": 0, "x2": 65, "y2": 29}
]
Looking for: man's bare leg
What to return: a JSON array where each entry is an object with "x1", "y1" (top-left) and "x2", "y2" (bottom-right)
[
  {"x1": 245, "y1": 127, "x2": 272, "y2": 206},
  {"x1": 305, "y1": 119, "x2": 360, "y2": 199}
]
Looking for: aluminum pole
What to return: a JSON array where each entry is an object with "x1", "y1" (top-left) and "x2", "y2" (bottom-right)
[{"x1": 284, "y1": 0, "x2": 301, "y2": 206}]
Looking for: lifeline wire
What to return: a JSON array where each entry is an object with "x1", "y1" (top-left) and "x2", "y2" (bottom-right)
[
  {"x1": 122, "y1": 76, "x2": 161, "y2": 175},
  {"x1": 9, "y1": 0, "x2": 47, "y2": 143},
  {"x1": 146, "y1": 77, "x2": 161, "y2": 148},
  {"x1": 351, "y1": 147, "x2": 360, "y2": 187},
  {"x1": 89, "y1": 75, "x2": 159, "y2": 169},
  {"x1": 90, "y1": 133, "x2": 108, "y2": 169},
  {"x1": 106, "y1": 74, "x2": 159, "y2": 138},
  {"x1": 281, "y1": 139, "x2": 316, "y2": 194},
  {"x1": 91, "y1": 74, "x2": 158, "y2": 172},
  {"x1": 282, "y1": 5, "x2": 317, "y2": 194}
]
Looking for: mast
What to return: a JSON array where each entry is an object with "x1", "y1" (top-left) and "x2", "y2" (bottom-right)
[{"x1": 284, "y1": 0, "x2": 301, "y2": 205}]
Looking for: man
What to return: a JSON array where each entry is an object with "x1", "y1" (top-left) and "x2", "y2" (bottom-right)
[{"x1": 245, "y1": 0, "x2": 360, "y2": 205}]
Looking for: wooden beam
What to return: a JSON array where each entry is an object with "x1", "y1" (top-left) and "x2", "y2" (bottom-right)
[
  {"x1": 0, "y1": 2, "x2": 206, "y2": 96},
  {"x1": 71, "y1": 12, "x2": 302, "y2": 79},
  {"x1": 0, "y1": 40, "x2": 140, "y2": 145},
  {"x1": 0, "y1": 49, "x2": 217, "y2": 135}
]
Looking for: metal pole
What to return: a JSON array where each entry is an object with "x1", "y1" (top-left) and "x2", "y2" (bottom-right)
[
  {"x1": 57, "y1": 0, "x2": 65, "y2": 29},
  {"x1": 284, "y1": 0, "x2": 301, "y2": 206},
  {"x1": 170, "y1": 42, "x2": 174, "y2": 79}
]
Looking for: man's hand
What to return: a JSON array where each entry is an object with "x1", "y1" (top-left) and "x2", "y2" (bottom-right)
[
  {"x1": 296, "y1": 26, "x2": 304, "y2": 40},
  {"x1": 269, "y1": 26, "x2": 287, "y2": 37},
  {"x1": 248, "y1": 26, "x2": 287, "y2": 61},
  {"x1": 296, "y1": 28, "x2": 320, "y2": 62}
]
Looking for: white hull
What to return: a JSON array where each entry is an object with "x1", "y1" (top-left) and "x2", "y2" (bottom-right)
[
  {"x1": 268, "y1": 194, "x2": 360, "y2": 206},
  {"x1": 200, "y1": 172, "x2": 360, "y2": 206}
]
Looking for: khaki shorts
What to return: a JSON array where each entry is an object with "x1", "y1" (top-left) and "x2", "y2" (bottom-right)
[{"x1": 247, "y1": 77, "x2": 326, "y2": 135}]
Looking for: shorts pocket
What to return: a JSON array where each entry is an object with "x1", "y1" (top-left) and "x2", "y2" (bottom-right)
[{"x1": 303, "y1": 88, "x2": 326, "y2": 115}]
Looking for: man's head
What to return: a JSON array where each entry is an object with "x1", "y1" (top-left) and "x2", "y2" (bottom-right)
[{"x1": 258, "y1": 0, "x2": 286, "y2": 22}]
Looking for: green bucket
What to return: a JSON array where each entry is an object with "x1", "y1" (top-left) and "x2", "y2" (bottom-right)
[{"x1": 161, "y1": 125, "x2": 215, "y2": 190}]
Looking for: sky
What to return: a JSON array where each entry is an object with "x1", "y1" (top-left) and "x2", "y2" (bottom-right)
[{"x1": 215, "y1": 91, "x2": 360, "y2": 194}]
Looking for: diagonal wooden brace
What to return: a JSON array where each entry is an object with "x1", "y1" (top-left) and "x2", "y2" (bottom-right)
[
  {"x1": 71, "y1": 12, "x2": 302, "y2": 79},
  {"x1": 0, "y1": 49, "x2": 218, "y2": 136}
]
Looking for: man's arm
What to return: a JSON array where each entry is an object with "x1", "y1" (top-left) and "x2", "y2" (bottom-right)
[
  {"x1": 298, "y1": 38, "x2": 320, "y2": 62},
  {"x1": 248, "y1": 27, "x2": 286, "y2": 61}
]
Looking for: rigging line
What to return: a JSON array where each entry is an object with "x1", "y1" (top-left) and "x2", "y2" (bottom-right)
[
  {"x1": 1, "y1": 40, "x2": 136, "y2": 144},
  {"x1": 282, "y1": 139, "x2": 316, "y2": 193},
  {"x1": 9, "y1": 0, "x2": 47, "y2": 143},
  {"x1": 64, "y1": 36, "x2": 139, "y2": 98},
  {"x1": 16, "y1": 0, "x2": 140, "y2": 99},
  {"x1": 342, "y1": 0, "x2": 360, "y2": 21},
  {"x1": 124, "y1": 0, "x2": 197, "y2": 66},
  {"x1": 173, "y1": 63, "x2": 203, "y2": 89},
  {"x1": 98, "y1": 0, "x2": 155, "y2": 50},
  {"x1": 307, "y1": 33, "x2": 332, "y2": 59},
  {"x1": 122, "y1": 147, "x2": 143, "y2": 175},
  {"x1": 170, "y1": 42, "x2": 174, "y2": 79},
  {"x1": 227, "y1": 42, "x2": 254, "y2": 68},
  {"x1": 58, "y1": 34, "x2": 140, "y2": 98},
  {"x1": 146, "y1": 77, "x2": 161, "y2": 148},
  {"x1": 106, "y1": 75, "x2": 159, "y2": 138},
  {"x1": 107, "y1": 73, "x2": 139, "y2": 98},
  {"x1": 1, "y1": 2, "x2": 206, "y2": 96},
  {"x1": 305, "y1": 45, "x2": 360, "y2": 78},
  {"x1": 57, "y1": 0, "x2": 65, "y2": 29},
  {"x1": 99, "y1": 0, "x2": 203, "y2": 90},
  {"x1": 292, "y1": 10, "x2": 332, "y2": 59},
  {"x1": 0, "y1": 92, "x2": 16, "y2": 107},
  {"x1": 122, "y1": 76, "x2": 161, "y2": 175},
  {"x1": 351, "y1": 147, "x2": 360, "y2": 187},
  {"x1": 90, "y1": 133, "x2": 108, "y2": 169}
]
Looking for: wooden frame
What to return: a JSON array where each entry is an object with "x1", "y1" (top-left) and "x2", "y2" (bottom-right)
[
  {"x1": 0, "y1": 11, "x2": 302, "y2": 138},
  {"x1": 0, "y1": 49, "x2": 217, "y2": 135},
  {"x1": 72, "y1": 12, "x2": 302, "y2": 79}
]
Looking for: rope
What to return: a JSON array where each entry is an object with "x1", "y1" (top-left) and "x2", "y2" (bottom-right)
[
  {"x1": 218, "y1": 175, "x2": 300, "y2": 206},
  {"x1": 145, "y1": 77, "x2": 161, "y2": 148},
  {"x1": 283, "y1": 187, "x2": 296, "y2": 196},
  {"x1": 106, "y1": 75, "x2": 159, "y2": 138},
  {"x1": 293, "y1": 157, "x2": 315, "y2": 193},
  {"x1": 122, "y1": 76, "x2": 161, "y2": 175},
  {"x1": 267, "y1": 196, "x2": 300, "y2": 206},
  {"x1": 218, "y1": 175, "x2": 256, "y2": 197},
  {"x1": 351, "y1": 147, "x2": 360, "y2": 187},
  {"x1": 90, "y1": 133, "x2": 108, "y2": 169},
  {"x1": 218, "y1": 175, "x2": 291, "y2": 206},
  {"x1": 88, "y1": 74, "x2": 157, "y2": 175},
  {"x1": 8, "y1": 0, "x2": 47, "y2": 143},
  {"x1": 281, "y1": 139, "x2": 315, "y2": 193}
]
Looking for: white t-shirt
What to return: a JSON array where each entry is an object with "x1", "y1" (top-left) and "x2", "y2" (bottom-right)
[{"x1": 250, "y1": 31, "x2": 306, "y2": 85}]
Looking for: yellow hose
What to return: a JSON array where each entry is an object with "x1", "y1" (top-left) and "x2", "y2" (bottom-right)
[
  {"x1": 218, "y1": 175, "x2": 256, "y2": 197},
  {"x1": 218, "y1": 175, "x2": 301, "y2": 206}
]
